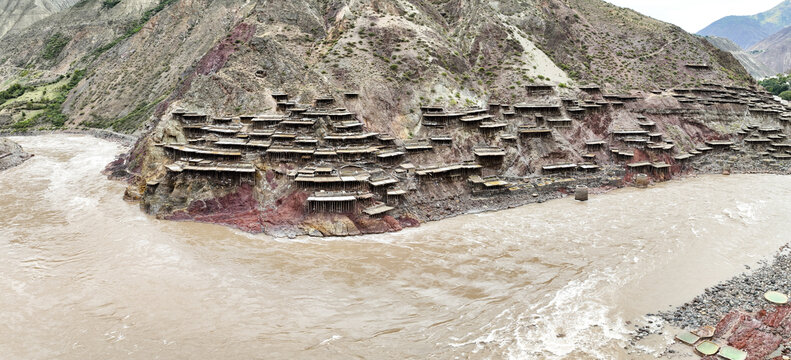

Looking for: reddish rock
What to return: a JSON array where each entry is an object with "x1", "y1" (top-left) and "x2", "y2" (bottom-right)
[
  {"x1": 354, "y1": 217, "x2": 392, "y2": 234},
  {"x1": 762, "y1": 305, "x2": 791, "y2": 328},
  {"x1": 265, "y1": 170, "x2": 277, "y2": 189},
  {"x1": 155, "y1": 22, "x2": 257, "y2": 117},
  {"x1": 382, "y1": 215, "x2": 403, "y2": 231},
  {"x1": 352, "y1": 215, "x2": 406, "y2": 234},
  {"x1": 715, "y1": 310, "x2": 752, "y2": 338},
  {"x1": 713, "y1": 309, "x2": 784, "y2": 360},
  {"x1": 729, "y1": 328, "x2": 781, "y2": 359},
  {"x1": 260, "y1": 190, "x2": 309, "y2": 227},
  {"x1": 170, "y1": 183, "x2": 264, "y2": 232},
  {"x1": 196, "y1": 22, "x2": 256, "y2": 75},
  {"x1": 166, "y1": 210, "x2": 191, "y2": 221},
  {"x1": 398, "y1": 215, "x2": 420, "y2": 228}
]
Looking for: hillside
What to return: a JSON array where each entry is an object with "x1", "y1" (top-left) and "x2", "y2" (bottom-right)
[
  {"x1": 750, "y1": 25, "x2": 791, "y2": 75},
  {"x1": 698, "y1": 0, "x2": 791, "y2": 49},
  {"x1": 705, "y1": 36, "x2": 775, "y2": 78},
  {"x1": 2, "y1": 0, "x2": 786, "y2": 236},
  {"x1": 0, "y1": 0, "x2": 753, "y2": 135}
]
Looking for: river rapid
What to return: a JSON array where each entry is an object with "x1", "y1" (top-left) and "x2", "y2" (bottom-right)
[{"x1": 2, "y1": 134, "x2": 790, "y2": 359}]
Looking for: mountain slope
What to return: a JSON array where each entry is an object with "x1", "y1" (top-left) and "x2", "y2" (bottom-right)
[
  {"x1": 750, "y1": 25, "x2": 791, "y2": 75},
  {"x1": 0, "y1": 0, "x2": 780, "y2": 236},
  {"x1": 0, "y1": 0, "x2": 81, "y2": 39},
  {"x1": 705, "y1": 36, "x2": 775, "y2": 78},
  {"x1": 697, "y1": 0, "x2": 791, "y2": 49},
  {"x1": 0, "y1": 0, "x2": 755, "y2": 135}
]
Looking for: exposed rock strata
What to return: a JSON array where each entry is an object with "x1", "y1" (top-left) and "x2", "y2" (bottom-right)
[
  {"x1": 111, "y1": 82, "x2": 791, "y2": 237},
  {"x1": 0, "y1": 137, "x2": 31, "y2": 170}
]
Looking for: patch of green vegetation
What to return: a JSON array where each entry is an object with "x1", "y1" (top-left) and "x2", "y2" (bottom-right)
[
  {"x1": 10, "y1": 70, "x2": 85, "y2": 131},
  {"x1": 41, "y1": 33, "x2": 71, "y2": 60},
  {"x1": 0, "y1": 84, "x2": 28, "y2": 105},
  {"x1": 11, "y1": 117, "x2": 36, "y2": 131},
  {"x1": 780, "y1": 90, "x2": 791, "y2": 101},
  {"x1": 102, "y1": 0, "x2": 121, "y2": 8},
  {"x1": 32, "y1": 69, "x2": 85, "y2": 128},
  {"x1": 90, "y1": 0, "x2": 179, "y2": 59},
  {"x1": 759, "y1": 74, "x2": 791, "y2": 96}
]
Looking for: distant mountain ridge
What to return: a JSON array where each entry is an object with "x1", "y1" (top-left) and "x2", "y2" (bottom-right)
[
  {"x1": 697, "y1": 0, "x2": 791, "y2": 49},
  {"x1": 750, "y1": 26, "x2": 791, "y2": 75},
  {"x1": 705, "y1": 36, "x2": 775, "y2": 78}
]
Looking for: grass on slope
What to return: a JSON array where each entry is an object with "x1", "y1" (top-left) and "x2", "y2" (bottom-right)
[
  {"x1": 41, "y1": 33, "x2": 71, "y2": 60},
  {"x1": 10, "y1": 70, "x2": 85, "y2": 131},
  {"x1": 0, "y1": 84, "x2": 28, "y2": 105}
]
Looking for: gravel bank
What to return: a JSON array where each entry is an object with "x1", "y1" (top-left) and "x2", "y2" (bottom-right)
[{"x1": 656, "y1": 244, "x2": 791, "y2": 330}]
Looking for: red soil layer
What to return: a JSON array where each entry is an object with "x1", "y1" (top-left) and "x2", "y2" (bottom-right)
[
  {"x1": 260, "y1": 190, "x2": 309, "y2": 231},
  {"x1": 195, "y1": 23, "x2": 256, "y2": 75},
  {"x1": 155, "y1": 22, "x2": 257, "y2": 117},
  {"x1": 168, "y1": 183, "x2": 263, "y2": 232},
  {"x1": 166, "y1": 184, "x2": 421, "y2": 236}
]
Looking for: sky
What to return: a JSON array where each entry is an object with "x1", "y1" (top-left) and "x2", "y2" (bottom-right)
[{"x1": 603, "y1": 0, "x2": 783, "y2": 33}]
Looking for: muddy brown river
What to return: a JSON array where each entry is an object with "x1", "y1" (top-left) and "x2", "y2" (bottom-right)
[{"x1": 2, "y1": 134, "x2": 790, "y2": 359}]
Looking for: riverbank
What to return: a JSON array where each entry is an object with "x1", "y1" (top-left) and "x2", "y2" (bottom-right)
[
  {"x1": 645, "y1": 243, "x2": 791, "y2": 359},
  {"x1": 9, "y1": 134, "x2": 791, "y2": 359},
  {"x1": 0, "y1": 137, "x2": 32, "y2": 171},
  {"x1": 135, "y1": 148, "x2": 791, "y2": 238}
]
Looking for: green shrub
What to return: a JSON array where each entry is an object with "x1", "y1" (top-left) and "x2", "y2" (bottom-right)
[
  {"x1": 30, "y1": 69, "x2": 86, "y2": 129},
  {"x1": 780, "y1": 91, "x2": 791, "y2": 101},
  {"x1": 102, "y1": 0, "x2": 121, "y2": 8},
  {"x1": 12, "y1": 118, "x2": 35, "y2": 131},
  {"x1": 0, "y1": 83, "x2": 27, "y2": 104},
  {"x1": 42, "y1": 33, "x2": 71, "y2": 60},
  {"x1": 760, "y1": 75, "x2": 791, "y2": 96}
]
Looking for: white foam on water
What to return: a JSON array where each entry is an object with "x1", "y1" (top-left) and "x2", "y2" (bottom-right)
[
  {"x1": 720, "y1": 201, "x2": 759, "y2": 225},
  {"x1": 449, "y1": 270, "x2": 628, "y2": 359}
]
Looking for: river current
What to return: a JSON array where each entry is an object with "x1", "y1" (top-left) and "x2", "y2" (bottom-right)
[{"x1": 2, "y1": 134, "x2": 790, "y2": 359}]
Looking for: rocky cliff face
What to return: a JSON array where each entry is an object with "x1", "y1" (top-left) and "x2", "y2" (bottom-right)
[
  {"x1": 0, "y1": 0, "x2": 780, "y2": 236},
  {"x1": 0, "y1": 137, "x2": 31, "y2": 170}
]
